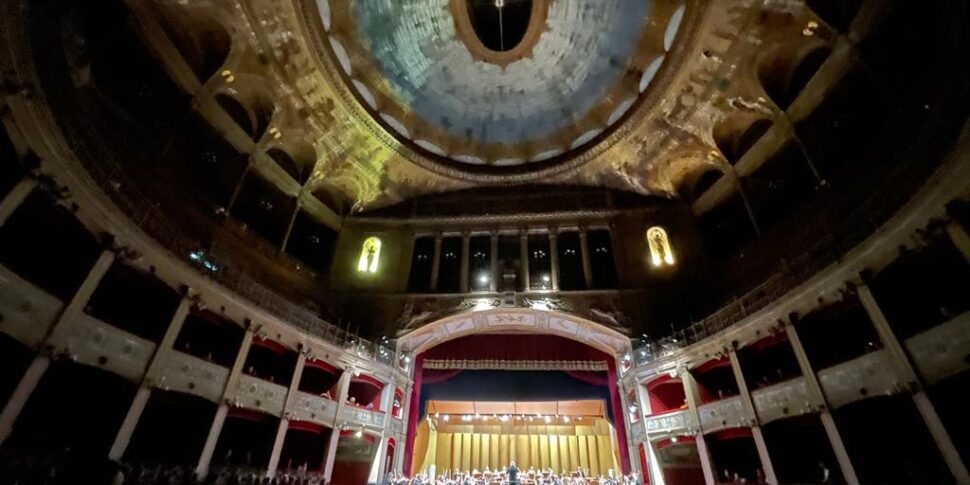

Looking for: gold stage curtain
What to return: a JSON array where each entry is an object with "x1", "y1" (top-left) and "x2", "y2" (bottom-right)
[{"x1": 412, "y1": 418, "x2": 620, "y2": 477}]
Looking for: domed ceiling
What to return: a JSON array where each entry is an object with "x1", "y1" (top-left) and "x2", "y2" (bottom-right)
[
  {"x1": 320, "y1": 0, "x2": 684, "y2": 168},
  {"x1": 68, "y1": 0, "x2": 813, "y2": 213}
]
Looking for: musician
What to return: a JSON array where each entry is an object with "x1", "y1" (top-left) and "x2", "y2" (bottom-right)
[{"x1": 507, "y1": 461, "x2": 520, "y2": 485}]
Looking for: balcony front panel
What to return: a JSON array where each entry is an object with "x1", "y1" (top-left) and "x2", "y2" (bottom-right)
[
  {"x1": 341, "y1": 405, "x2": 386, "y2": 430},
  {"x1": 233, "y1": 373, "x2": 288, "y2": 416},
  {"x1": 52, "y1": 313, "x2": 156, "y2": 382},
  {"x1": 290, "y1": 391, "x2": 339, "y2": 425},
  {"x1": 0, "y1": 264, "x2": 64, "y2": 348},
  {"x1": 906, "y1": 311, "x2": 970, "y2": 385},
  {"x1": 644, "y1": 409, "x2": 693, "y2": 436},
  {"x1": 818, "y1": 349, "x2": 902, "y2": 409},
  {"x1": 751, "y1": 377, "x2": 814, "y2": 425},
  {"x1": 697, "y1": 396, "x2": 748, "y2": 433},
  {"x1": 153, "y1": 350, "x2": 230, "y2": 402}
]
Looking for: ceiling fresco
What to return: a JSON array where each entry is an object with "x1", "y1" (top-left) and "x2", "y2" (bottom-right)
[{"x1": 138, "y1": 0, "x2": 826, "y2": 213}]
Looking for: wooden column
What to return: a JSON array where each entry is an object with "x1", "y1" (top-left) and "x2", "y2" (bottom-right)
[
  {"x1": 681, "y1": 371, "x2": 717, "y2": 485},
  {"x1": 324, "y1": 371, "x2": 354, "y2": 482},
  {"x1": 0, "y1": 176, "x2": 38, "y2": 227},
  {"x1": 267, "y1": 350, "x2": 308, "y2": 477},
  {"x1": 785, "y1": 322, "x2": 860, "y2": 484},
  {"x1": 858, "y1": 282, "x2": 970, "y2": 484},
  {"x1": 0, "y1": 249, "x2": 115, "y2": 445},
  {"x1": 196, "y1": 324, "x2": 256, "y2": 479},
  {"x1": 109, "y1": 295, "x2": 193, "y2": 461},
  {"x1": 727, "y1": 349, "x2": 778, "y2": 485}
]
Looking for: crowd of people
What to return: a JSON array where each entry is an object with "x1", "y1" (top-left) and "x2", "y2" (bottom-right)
[{"x1": 385, "y1": 462, "x2": 642, "y2": 485}]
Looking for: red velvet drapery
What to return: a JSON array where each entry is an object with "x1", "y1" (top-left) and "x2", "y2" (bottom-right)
[
  {"x1": 564, "y1": 370, "x2": 609, "y2": 386},
  {"x1": 421, "y1": 368, "x2": 463, "y2": 384},
  {"x1": 423, "y1": 334, "x2": 610, "y2": 362},
  {"x1": 607, "y1": 359, "x2": 631, "y2": 473},
  {"x1": 403, "y1": 334, "x2": 633, "y2": 475},
  {"x1": 402, "y1": 355, "x2": 424, "y2": 477}
]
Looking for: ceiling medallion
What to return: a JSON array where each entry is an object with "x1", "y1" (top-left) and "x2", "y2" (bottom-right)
[{"x1": 450, "y1": 0, "x2": 552, "y2": 68}]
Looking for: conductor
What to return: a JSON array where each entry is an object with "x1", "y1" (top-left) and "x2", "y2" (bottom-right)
[{"x1": 507, "y1": 461, "x2": 520, "y2": 485}]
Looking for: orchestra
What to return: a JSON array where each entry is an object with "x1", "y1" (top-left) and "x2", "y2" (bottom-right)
[{"x1": 384, "y1": 466, "x2": 642, "y2": 485}]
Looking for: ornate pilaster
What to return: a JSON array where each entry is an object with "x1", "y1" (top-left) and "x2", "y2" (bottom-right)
[
  {"x1": 520, "y1": 230, "x2": 530, "y2": 291},
  {"x1": 459, "y1": 231, "x2": 471, "y2": 293},
  {"x1": 578, "y1": 228, "x2": 593, "y2": 289},
  {"x1": 549, "y1": 229, "x2": 560, "y2": 291},
  {"x1": 430, "y1": 233, "x2": 443, "y2": 291}
]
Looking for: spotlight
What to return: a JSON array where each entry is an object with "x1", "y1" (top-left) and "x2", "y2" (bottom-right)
[
  {"x1": 354, "y1": 429, "x2": 363, "y2": 439},
  {"x1": 563, "y1": 416, "x2": 570, "y2": 423},
  {"x1": 544, "y1": 416, "x2": 551, "y2": 424},
  {"x1": 443, "y1": 415, "x2": 450, "y2": 421}
]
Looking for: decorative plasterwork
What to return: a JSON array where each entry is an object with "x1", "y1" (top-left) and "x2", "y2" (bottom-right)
[
  {"x1": 397, "y1": 308, "x2": 631, "y2": 357},
  {"x1": 319, "y1": 0, "x2": 691, "y2": 170}
]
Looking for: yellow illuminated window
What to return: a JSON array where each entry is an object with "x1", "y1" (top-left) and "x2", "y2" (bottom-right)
[
  {"x1": 647, "y1": 226, "x2": 675, "y2": 267},
  {"x1": 357, "y1": 237, "x2": 382, "y2": 273}
]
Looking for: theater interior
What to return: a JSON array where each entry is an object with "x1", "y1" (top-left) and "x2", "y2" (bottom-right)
[{"x1": 0, "y1": 0, "x2": 969, "y2": 484}]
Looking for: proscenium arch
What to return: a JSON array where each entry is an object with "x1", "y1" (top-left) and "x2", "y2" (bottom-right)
[{"x1": 396, "y1": 308, "x2": 632, "y2": 359}]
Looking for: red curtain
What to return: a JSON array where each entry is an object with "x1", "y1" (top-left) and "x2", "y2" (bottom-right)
[
  {"x1": 564, "y1": 370, "x2": 608, "y2": 386},
  {"x1": 422, "y1": 334, "x2": 610, "y2": 362},
  {"x1": 639, "y1": 444, "x2": 650, "y2": 484},
  {"x1": 422, "y1": 368, "x2": 463, "y2": 384},
  {"x1": 607, "y1": 359, "x2": 631, "y2": 474},
  {"x1": 402, "y1": 355, "x2": 424, "y2": 477}
]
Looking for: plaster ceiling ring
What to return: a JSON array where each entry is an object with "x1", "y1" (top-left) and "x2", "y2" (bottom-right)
[
  {"x1": 397, "y1": 307, "x2": 632, "y2": 358},
  {"x1": 294, "y1": 0, "x2": 710, "y2": 185}
]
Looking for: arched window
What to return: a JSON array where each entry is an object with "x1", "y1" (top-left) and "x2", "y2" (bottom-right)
[
  {"x1": 357, "y1": 237, "x2": 382, "y2": 273},
  {"x1": 646, "y1": 226, "x2": 675, "y2": 268}
]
